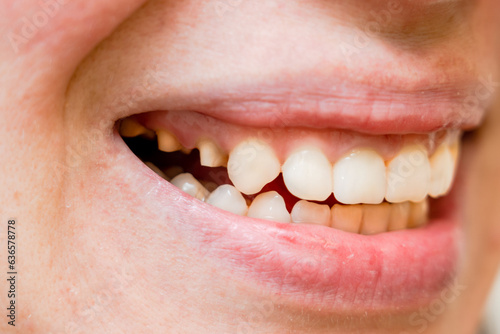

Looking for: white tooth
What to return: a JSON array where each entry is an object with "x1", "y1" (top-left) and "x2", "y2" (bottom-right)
[
  {"x1": 206, "y1": 185, "x2": 248, "y2": 216},
  {"x1": 291, "y1": 200, "x2": 330, "y2": 226},
  {"x1": 386, "y1": 145, "x2": 431, "y2": 203},
  {"x1": 120, "y1": 119, "x2": 151, "y2": 137},
  {"x1": 360, "y1": 203, "x2": 391, "y2": 235},
  {"x1": 198, "y1": 139, "x2": 227, "y2": 167},
  {"x1": 227, "y1": 139, "x2": 280, "y2": 195},
  {"x1": 157, "y1": 129, "x2": 182, "y2": 152},
  {"x1": 282, "y1": 147, "x2": 333, "y2": 201},
  {"x1": 409, "y1": 200, "x2": 429, "y2": 228},
  {"x1": 145, "y1": 162, "x2": 168, "y2": 180},
  {"x1": 388, "y1": 202, "x2": 410, "y2": 231},
  {"x1": 171, "y1": 173, "x2": 210, "y2": 202},
  {"x1": 333, "y1": 149, "x2": 386, "y2": 204},
  {"x1": 331, "y1": 204, "x2": 363, "y2": 234},
  {"x1": 247, "y1": 191, "x2": 291, "y2": 223},
  {"x1": 429, "y1": 144, "x2": 455, "y2": 198}
]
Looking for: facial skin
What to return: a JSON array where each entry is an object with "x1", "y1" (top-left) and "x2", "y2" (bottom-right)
[{"x1": 1, "y1": 0, "x2": 500, "y2": 333}]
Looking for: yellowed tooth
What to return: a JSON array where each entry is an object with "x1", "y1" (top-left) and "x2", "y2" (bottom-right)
[
  {"x1": 171, "y1": 173, "x2": 210, "y2": 202},
  {"x1": 388, "y1": 202, "x2": 410, "y2": 231},
  {"x1": 409, "y1": 200, "x2": 429, "y2": 228},
  {"x1": 429, "y1": 144, "x2": 455, "y2": 198},
  {"x1": 120, "y1": 119, "x2": 152, "y2": 138},
  {"x1": 360, "y1": 203, "x2": 391, "y2": 235},
  {"x1": 157, "y1": 129, "x2": 182, "y2": 152},
  {"x1": 145, "y1": 162, "x2": 168, "y2": 180},
  {"x1": 198, "y1": 139, "x2": 228, "y2": 167},
  {"x1": 291, "y1": 200, "x2": 330, "y2": 226},
  {"x1": 331, "y1": 204, "x2": 363, "y2": 234}
]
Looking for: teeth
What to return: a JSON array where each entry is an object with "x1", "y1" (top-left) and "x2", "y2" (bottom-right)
[
  {"x1": 157, "y1": 129, "x2": 182, "y2": 153},
  {"x1": 206, "y1": 185, "x2": 248, "y2": 216},
  {"x1": 198, "y1": 139, "x2": 228, "y2": 168},
  {"x1": 144, "y1": 162, "x2": 168, "y2": 180},
  {"x1": 171, "y1": 173, "x2": 210, "y2": 202},
  {"x1": 333, "y1": 149, "x2": 386, "y2": 204},
  {"x1": 409, "y1": 200, "x2": 429, "y2": 228},
  {"x1": 247, "y1": 191, "x2": 291, "y2": 223},
  {"x1": 291, "y1": 200, "x2": 330, "y2": 226},
  {"x1": 429, "y1": 144, "x2": 455, "y2": 198},
  {"x1": 228, "y1": 139, "x2": 280, "y2": 195},
  {"x1": 386, "y1": 145, "x2": 431, "y2": 203},
  {"x1": 282, "y1": 147, "x2": 333, "y2": 201},
  {"x1": 164, "y1": 166, "x2": 184, "y2": 180},
  {"x1": 360, "y1": 203, "x2": 391, "y2": 235},
  {"x1": 331, "y1": 204, "x2": 363, "y2": 234},
  {"x1": 388, "y1": 202, "x2": 410, "y2": 231},
  {"x1": 120, "y1": 119, "x2": 152, "y2": 138}
]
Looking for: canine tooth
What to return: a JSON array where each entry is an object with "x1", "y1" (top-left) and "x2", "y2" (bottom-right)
[
  {"x1": 333, "y1": 149, "x2": 386, "y2": 204},
  {"x1": 388, "y1": 202, "x2": 410, "y2": 231},
  {"x1": 227, "y1": 139, "x2": 280, "y2": 195},
  {"x1": 164, "y1": 166, "x2": 184, "y2": 179},
  {"x1": 282, "y1": 147, "x2": 333, "y2": 201},
  {"x1": 119, "y1": 119, "x2": 151, "y2": 137},
  {"x1": 331, "y1": 204, "x2": 363, "y2": 234},
  {"x1": 360, "y1": 203, "x2": 391, "y2": 235},
  {"x1": 198, "y1": 139, "x2": 227, "y2": 167},
  {"x1": 157, "y1": 129, "x2": 182, "y2": 152},
  {"x1": 145, "y1": 162, "x2": 168, "y2": 180},
  {"x1": 409, "y1": 200, "x2": 429, "y2": 228},
  {"x1": 171, "y1": 173, "x2": 210, "y2": 201},
  {"x1": 247, "y1": 191, "x2": 291, "y2": 223},
  {"x1": 291, "y1": 200, "x2": 330, "y2": 226},
  {"x1": 206, "y1": 185, "x2": 248, "y2": 216},
  {"x1": 386, "y1": 145, "x2": 431, "y2": 203},
  {"x1": 429, "y1": 144, "x2": 455, "y2": 198}
]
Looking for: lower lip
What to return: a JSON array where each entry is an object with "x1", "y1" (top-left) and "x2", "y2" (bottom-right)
[{"x1": 166, "y1": 184, "x2": 459, "y2": 313}]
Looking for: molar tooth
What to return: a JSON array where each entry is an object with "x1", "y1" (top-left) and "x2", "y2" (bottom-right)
[
  {"x1": 227, "y1": 139, "x2": 280, "y2": 195},
  {"x1": 291, "y1": 200, "x2": 330, "y2": 226},
  {"x1": 429, "y1": 144, "x2": 455, "y2": 198},
  {"x1": 386, "y1": 145, "x2": 431, "y2": 203},
  {"x1": 282, "y1": 147, "x2": 333, "y2": 201},
  {"x1": 157, "y1": 129, "x2": 182, "y2": 153},
  {"x1": 198, "y1": 139, "x2": 227, "y2": 168},
  {"x1": 247, "y1": 191, "x2": 291, "y2": 223},
  {"x1": 145, "y1": 162, "x2": 168, "y2": 180},
  {"x1": 388, "y1": 202, "x2": 410, "y2": 231},
  {"x1": 333, "y1": 149, "x2": 386, "y2": 204},
  {"x1": 360, "y1": 203, "x2": 391, "y2": 235},
  {"x1": 206, "y1": 185, "x2": 248, "y2": 216},
  {"x1": 331, "y1": 204, "x2": 363, "y2": 234},
  {"x1": 409, "y1": 200, "x2": 429, "y2": 228},
  {"x1": 119, "y1": 119, "x2": 152, "y2": 138},
  {"x1": 171, "y1": 173, "x2": 210, "y2": 202}
]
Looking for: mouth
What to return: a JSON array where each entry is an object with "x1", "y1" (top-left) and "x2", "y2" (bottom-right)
[{"x1": 116, "y1": 100, "x2": 467, "y2": 312}]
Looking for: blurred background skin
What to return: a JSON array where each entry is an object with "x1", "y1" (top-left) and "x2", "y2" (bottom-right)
[{"x1": 0, "y1": 1, "x2": 499, "y2": 333}]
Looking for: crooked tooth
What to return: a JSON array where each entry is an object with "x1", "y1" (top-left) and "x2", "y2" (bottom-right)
[
  {"x1": 206, "y1": 185, "x2": 248, "y2": 216},
  {"x1": 227, "y1": 139, "x2": 280, "y2": 195},
  {"x1": 157, "y1": 129, "x2": 182, "y2": 152},
  {"x1": 409, "y1": 200, "x2": 429, "y2": 228},
  {"x1": 386, "y1": 145, "x2": 431, "y2": 203},
  {"x1": 247, "y1": 191, "x2": 291, "y2": 223},
  {"x1": 331, "y1": 204, "x2": 363, "y2": 234},
  {"x1": 119, "y1": 119, "x2": 152, "y2": 138},
  {"x1": 360, "y1": 203, "x2": 391, "y2": 235},
  {"x1": 291, "y1": 200, "x2": 330, "y2": 226},
  {"x1": 145, "y1": 162, "x2": 168, "y2": 180},
  {"x1": 333, "y1": 149, "x2": 386, "y2": 204},
  {"x1": 388, "y1": 202, "x2": 410, "y2": 231},
  {"x1": 171, "y1": 173, "x2": 210, "y2": 202},
  {"x1": 429, "y1": 144, "x2": 455, "y2": 198},
  {"x1": 198, "y1": 139, "x2": 228, "y2": 168},
  {"x1": 282, "y1": 147, "x2": 332, "y2": 201}
]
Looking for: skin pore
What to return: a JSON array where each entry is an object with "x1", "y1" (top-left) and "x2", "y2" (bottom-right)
[{"x1": 1, "y1": 0, "x2": 500, "y2": 333}]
